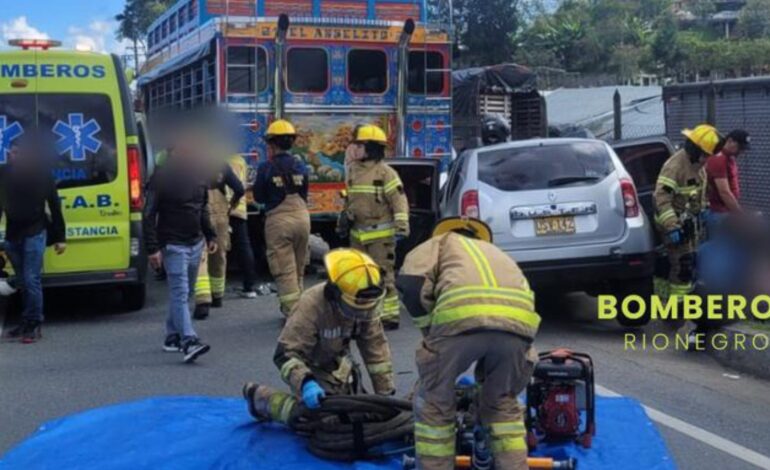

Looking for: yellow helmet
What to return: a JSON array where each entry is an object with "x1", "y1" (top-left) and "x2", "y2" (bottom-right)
[
  {"x1": 354, "y1": 124, "x2": 388, "y2": 144},
  {"x1": 681, "y1": 124, "x2": 721, "y2": 155},
  {"x1": 324, "y1": 249, "x2": 385, "y2": 315},
  {"x1": 433, "y1": 217, "x2": 493, "y2": 243},
  {"x1": 266, "y1": 119, "x2": 297, "y2": 138}
]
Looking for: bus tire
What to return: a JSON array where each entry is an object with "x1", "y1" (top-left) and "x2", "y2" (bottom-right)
[{"x1": 122, "y1": 283, "x2": 147, "y2": 311}]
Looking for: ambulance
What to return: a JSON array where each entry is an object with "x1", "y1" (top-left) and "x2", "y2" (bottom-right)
[{"x1": 0, "y1": 39, "x2": 148, "y2": 310}]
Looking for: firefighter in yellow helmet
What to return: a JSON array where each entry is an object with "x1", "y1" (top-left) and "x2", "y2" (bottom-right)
[
  {"x1": 253, "y1": 119, "x2": 311, "y2": 316},
  {"x1": 339, "y1": 124, "x2": 409, "y2": 330},
  {"x1": 654, "y1": 124, "x2": 721, "y2": 299},
  {"x1": 397, "y1": 217, "x2": 540, "y2": 470},
  {"x1": 242, "y1": 249, "x2": 395, "y2": 423}
]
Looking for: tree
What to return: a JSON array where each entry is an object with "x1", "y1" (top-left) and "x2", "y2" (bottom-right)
[
  {"x1": 651, "y1": 15, "x2": 683, "y2": 76},
  {"x1": 739, "y1": 0, "x2": 770, "y2": 38},
  {"x1": 453, "y1": 0, "x2": 522, "y2": 66},
  {"x1": 115, "y1": 0, "x2": 173, "y2": 71}
]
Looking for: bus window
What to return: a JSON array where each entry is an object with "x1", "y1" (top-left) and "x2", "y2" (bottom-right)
[
  {"x1": 287, "y1": 48, "x2": 328, "y2": 93},
  {"x1": 227, "y1": 46, "x2": 268, "y2": 94},
  {"x1": 408, "y1": 51, "x2": 445, "y2": 95},
  {"x1": 348, "y1": 49, "x2": 387, "y2": 94}
]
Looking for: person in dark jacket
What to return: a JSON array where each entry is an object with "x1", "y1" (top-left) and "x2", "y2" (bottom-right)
[
  {"x1": 143, "y1": 138, "x2": 218, "y2": 363},
  {"x1": 0, "y1": 138, "x2": 66, "y2": 343}
]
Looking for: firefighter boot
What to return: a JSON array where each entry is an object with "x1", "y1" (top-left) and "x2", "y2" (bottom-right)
[{"x1": 242, "y1": 382, "x2": 298, "y2": 425}]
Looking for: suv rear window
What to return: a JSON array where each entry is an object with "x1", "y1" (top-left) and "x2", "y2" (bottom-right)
[
  {"x1": 0, "y1": 93, "x2": 117, "y2": 189},
  {"x1": 478, "y1": 142, "x2": 614, "y2": 192},
  {"x1": 613, "y1": 142, "x2": 670, "y2": 190}
]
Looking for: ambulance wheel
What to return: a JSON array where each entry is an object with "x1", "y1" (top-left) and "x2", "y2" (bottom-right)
[
  {"x1": 613, "y1": 277, "x2": 652, "y2": 327},
  {"x1": 122, "y1": 283, "x2": 147, "y2": 311}
]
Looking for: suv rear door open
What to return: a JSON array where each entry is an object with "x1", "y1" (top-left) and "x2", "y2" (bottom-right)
[{"x1": 387, "y1": 158, "x2": 441, "y2": 267}]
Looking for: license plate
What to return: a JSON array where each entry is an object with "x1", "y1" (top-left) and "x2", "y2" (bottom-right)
[{"x1": 535, "y1": 216, "x2": 576, "y2": 236}]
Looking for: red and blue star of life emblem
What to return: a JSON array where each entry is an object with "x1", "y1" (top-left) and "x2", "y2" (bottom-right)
[
  {"x1": 0, "y1": 115, "x2": 24, "y2": 164},
  {"x1": 53, "y1": 113, "x2": 102, "y2": 162}
]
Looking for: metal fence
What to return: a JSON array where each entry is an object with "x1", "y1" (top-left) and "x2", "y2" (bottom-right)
[{"x1": 663, "y1": 78, "x2": 770, "y2": 216}]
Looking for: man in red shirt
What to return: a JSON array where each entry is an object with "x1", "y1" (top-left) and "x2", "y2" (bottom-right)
[{"x1": 705, "y1": 129, "x2": 750, "y2": 229}]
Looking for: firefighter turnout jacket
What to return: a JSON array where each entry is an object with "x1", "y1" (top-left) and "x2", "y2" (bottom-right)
[
  {"x1": 273, "y1": 283, "x2": 395, "y2": 395},
  {"x1": 345, "y1": 159, "x2": 410, "y2": 243},
  {"x1": 398, "y1": 232, "x2": 540, "y2": 339},
  {"x1": 654, "y1": 148, "x2": 706, "y2": 233}
]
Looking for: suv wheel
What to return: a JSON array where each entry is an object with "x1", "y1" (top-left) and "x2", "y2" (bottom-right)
[{"x1": 613, "y1": 277, "x2": 653, "y2": 327}]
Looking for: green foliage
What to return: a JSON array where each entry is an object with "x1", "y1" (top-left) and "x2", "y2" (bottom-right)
[
  {"x1": 453, "y1": 0, "x2": 522, "y2": 66},
  {"x1": 739, "y1": 0, "x2": 770, "y2": 38},
  {"x1": 513, "y1": 0, "x2": 770, "y2": 81}
]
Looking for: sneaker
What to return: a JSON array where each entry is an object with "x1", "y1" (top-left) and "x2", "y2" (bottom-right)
[
  {"x1": 211, "y1": 297, "x2": 223, "y2": 308},
  {"x1": 5, "y1": 322, "x2": 26, "y2": 340},
  {"x1": 182, "y1": 337, "x2": 210, "y2": 363},
  {"x1": 239, "y1": 290, "x2": 258, "y2": 299},
  {"x1": 193, "y1": 304, "x2": 210, "y2": 320},
  {"x1": 242, "y1": 382, "x2": 273, "y2": 422},
  {"x1": 21, "y1": 321, "x2": 42, "y2": 344},
  {"x1": 163, "y1": 334, "x2": 182, "y2": 352}
]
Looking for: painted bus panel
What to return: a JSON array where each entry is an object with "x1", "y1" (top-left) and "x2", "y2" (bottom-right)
[{"x1": 140, "y1": 0, "x2": 451, "y2": 216}]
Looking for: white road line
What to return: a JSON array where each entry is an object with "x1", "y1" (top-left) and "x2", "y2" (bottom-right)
[{"x1": 596, "y1": 384, "x2": 770, "y2": 470}]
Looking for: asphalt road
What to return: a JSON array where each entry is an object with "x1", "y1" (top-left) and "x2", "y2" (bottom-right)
[{"x1": 1, "y1": 276, "x2": 769, "y2": 469}]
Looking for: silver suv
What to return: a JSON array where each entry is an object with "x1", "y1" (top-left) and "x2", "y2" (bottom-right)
[{"x1": 441, "y1": 138, "x2": 655, "y2": 317}]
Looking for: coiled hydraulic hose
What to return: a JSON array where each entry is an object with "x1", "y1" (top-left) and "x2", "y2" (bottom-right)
[{"x1": 288, "y1": 395, "x2": 414, "y2": 462}]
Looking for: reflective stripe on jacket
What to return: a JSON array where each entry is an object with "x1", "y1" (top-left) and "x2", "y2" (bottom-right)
[{"x1": 399, "y1": 232, "x2": 540, "y2": 339}]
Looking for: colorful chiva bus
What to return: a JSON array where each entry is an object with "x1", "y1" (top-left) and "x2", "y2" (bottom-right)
[{"x1": 138, "y1": 0, "x2": 452, "y2": 217}]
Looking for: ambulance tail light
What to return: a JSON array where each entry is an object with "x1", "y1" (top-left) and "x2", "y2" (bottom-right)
[
  {"x1": 127, "y1": 145, "x2": 143, "y2": 211},
  {"x1": 461, "y1": 190, "x2": 480, "y2": 219}
]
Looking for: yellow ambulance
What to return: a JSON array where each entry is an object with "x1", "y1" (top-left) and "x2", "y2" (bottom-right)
[{"x1": 0, "y1": 39, "x2": 148, "y2": 310}]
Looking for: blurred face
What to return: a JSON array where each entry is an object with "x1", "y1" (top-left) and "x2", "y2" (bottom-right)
[
  {"x1": 722, "y1": 138, "x2": 743, "y2": 157},
  {"x1": 7, "y1": 144, "x2": 20, "y2": 162}
]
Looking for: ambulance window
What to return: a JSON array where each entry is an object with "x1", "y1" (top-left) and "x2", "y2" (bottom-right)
[
  {"x1": 408, "y1": 51, "x2": 445, "y2": 95},
  {"x1": 37, "y1": 94, "x2": 118, "y2": 189},
  {"x1": 287, "y1": 48, "x2": 328, "y2": 93},
  {"x1": 0, "y1": 95, "x2": 36, "y2": 166},
  {"x1": 227, "y1": 47, "x2": 268, "y2": 94},
  {"x1": 348, "y1": 49, "x2": 387, "y2": 94}
]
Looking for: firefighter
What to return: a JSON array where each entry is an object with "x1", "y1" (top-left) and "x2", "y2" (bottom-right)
[
  {"x1": 193, "y1": 162, "x2": 244, "y2": 319},
  {"x1": 339, "y1": 124, "x2": 409, "y2": 330},
  {"x1": 242, "y1": 249, "x2": 395, "y2": 423},
  {"x1": 397, "y1": 217, "x2": 540, "y2": 470},
  {"x1": 654, "y1": 124, "x2": 721, "y2": 299},
  {"x1": 253, "y1": 119, "x2": 310, "y2": 316}
]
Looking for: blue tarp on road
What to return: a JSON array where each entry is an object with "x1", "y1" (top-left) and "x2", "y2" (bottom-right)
[{"x1": 0, "y1": 396, "x2": 676, "y2": 470}]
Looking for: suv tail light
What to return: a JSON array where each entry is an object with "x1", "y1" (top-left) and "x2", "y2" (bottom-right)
[
  {"x1": 461, "y1": 190, "x2": 480, "y2": 218},
  {"x1": 127, "y1": 145, "x2": 143, "y2": 211},
  {"x1": 620, "y1": 179, "x2": 639, "y2": 218}
]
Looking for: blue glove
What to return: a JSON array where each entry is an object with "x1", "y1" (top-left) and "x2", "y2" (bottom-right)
[
  {"x1": 301, "y1": 380, "x2": 325, "y2": 409},
  {"x1": 667, "y1": 228, "x2": 683, "y2": 245}
]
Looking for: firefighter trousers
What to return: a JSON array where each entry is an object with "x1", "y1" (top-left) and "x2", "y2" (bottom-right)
[
  {"x1": 414, "y1": 332, "x2": 535, "y2": 470},
  {"x1": 660, "y1": 237, "x2": 698, "y2": 299},
  {"x1": 247, "y1": 378, "x2": 352, "y2": 425},
  {"x1": 351, "y1": 238, "x2": 399, "y2": 325},
  {"x1": 265, "y1": 196, "x2": 310, "y2": 316},
  {"x1": 194, "y1": 216, "x2": 230, "y2": 305}
]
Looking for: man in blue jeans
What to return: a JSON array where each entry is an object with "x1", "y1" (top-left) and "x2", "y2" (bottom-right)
[
  {"x1": 144, "y1": 139, "x2": 217, "y2": 364},
  {"x1": 0, "y1": 139, "x2": 66, "y2": 343}
]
